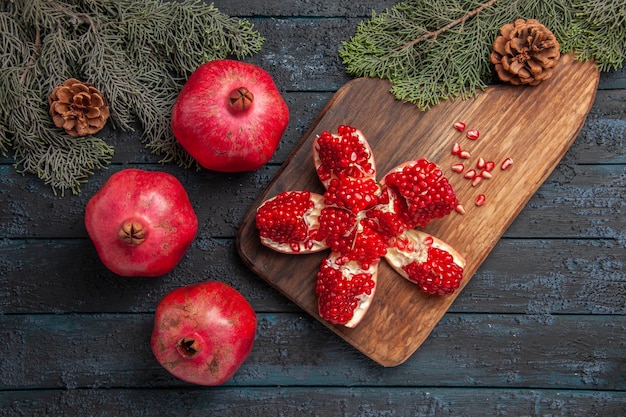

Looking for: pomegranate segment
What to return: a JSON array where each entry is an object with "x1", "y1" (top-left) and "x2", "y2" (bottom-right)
[
  {"x1": 315, "y1": 253, "x2": 378, "y2": 328},
  {"x1": 381, "y1": 159, "x2": 459, "y2": 229},
  {"x1": 313, "y1": 125, "x2": 376, "y2": 188},
  {"x1": 386, "y1": 230, "x2": 466, "y2": 295},
  {"x1": 255, "y1": 190, "x2": 327, "y2": 254}
]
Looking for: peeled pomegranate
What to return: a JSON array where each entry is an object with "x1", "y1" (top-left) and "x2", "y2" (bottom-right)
[
  {"x1": 150, "y1": 281, "x2": 257, "y2": 386},
  {"x1": 171, "y1": 59, "x2": 289, "y2": 172},
  {"x1": 84, "y1": 169, "x2": 197, "y2": 277},
  {"x1": 255, "y1": 125, "x2": 466, "y2": 327}
]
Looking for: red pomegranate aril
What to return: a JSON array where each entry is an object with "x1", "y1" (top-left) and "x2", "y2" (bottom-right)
[
  {"x1": 501, "y1": 157, "x2": 513, "y2": 170},
  {"x1": 453, "y1": 121, "x2": 466, "y2": 132},
  {"x1": 480, "y1": 170, "x2": 493, "y2": 179},
  {"x1": 475, "y1": 194, "x2": 486, "y2": 206},
  {"x1": 451, "y1": 142, "x2": 462, "y2": 155},
  {"x1": 484, "y1": 161, "x2": 496, "y2": 172},
  {"x1": 466, "y1": 129, "x2": 480, "y2": 140},
  {"x1": 455, "y1": 203, "x2": 466, "y2": 215},
  {"x1": 471, "y1": 176, "x2": 482, "y2": 187},
  {"x1": 459, "y1": 150, "x2": 471, "y2": 159},
  {"x1": 463, "y1": 169, "x2": 477, "y2": 179},
  {"x1": 451, "y1": 163, "x2": 465, "y2": 173},
  {"x1": 477, "y1": 157, "x2": 486, "y2": 169}
]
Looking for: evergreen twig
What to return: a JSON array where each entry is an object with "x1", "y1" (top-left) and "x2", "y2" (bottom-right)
[
  {"x1": 0, "y1": 0, "x2": 265, "y2": 195},
  {"x1": 396, "y1": 0, "x2": 497, "y2": 50},
  {"x1": 340, "y1": 0, "x2": 625, "y2": 111}
]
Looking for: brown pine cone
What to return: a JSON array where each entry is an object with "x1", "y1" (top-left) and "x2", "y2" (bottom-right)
[
  {"x1": 490, "y1": 19, "x2": 560, "y2": 86},
  {"x1": 49, "y1": 78, "x2": 110, "y2": 137}
]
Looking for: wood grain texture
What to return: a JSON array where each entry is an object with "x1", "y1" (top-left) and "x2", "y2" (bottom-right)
[
  {"x1": 2, "y1": 388, "x2": 625, "y2": 417},
  {"x1": 237, "y1": 54, "x2": 600, "y2": 366},
  {"x1": 2, "y1": 313, "x2": 624, "y2": 390}
]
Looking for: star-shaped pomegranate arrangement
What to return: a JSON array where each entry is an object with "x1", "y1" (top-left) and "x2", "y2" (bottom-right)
[{"x1": 255, "y1": 125, "x2": 466, "y2": 327}]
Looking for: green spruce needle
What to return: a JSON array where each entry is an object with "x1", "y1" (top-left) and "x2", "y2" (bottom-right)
[
  {"x1": 340, "y1": 0, "x2": 625, "y2": 111},
  {"x1": 1, "y1": 0, "x2": 264, "y2": 195}
]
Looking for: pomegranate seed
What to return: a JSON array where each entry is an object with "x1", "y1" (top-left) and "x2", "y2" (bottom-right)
[
  {"x1": 471, "y1": 176, "x2": 482, "y2": 187},
  {"x1": 459, "y1": 150, "x2": 471, "y2": 159},
  {"x1": 501, "y1": 157, "x2": 513, "y2": 170},
  {"x1": 477, "y1": 157, "x2": 486, "y2": 170},
  {"x1": 451, "y1": 163, "x2": 465, "y2": 173},
  {"x1": 484, "y1": 161, "x2": 496, "y2": 172},
  {"x1": 451, "y1": 142, "x2": 462, "y2": 155},
  {"x1": 463, "y1": 169, "x2": 477, "y2": 179},
  {"x1": 453, "y1": 121, "x2": 466, "y2": 132},
  {"x1": 466, "y1": 129, "x2": 480, "y2": 140},
  {"x1": 455, "y1": 203, "x2": 466, "y2": 214},
  {"x1": 475, "y1": 194, "x2": 486, "y2": 206},
  {"x1": 423, "y1": 236, "x2": 434, "y2": 246},
  {"x1": 480, "y1": 170, "x2": 492, "y2": 179}
]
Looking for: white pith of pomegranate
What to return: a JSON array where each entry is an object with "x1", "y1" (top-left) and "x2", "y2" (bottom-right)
[
  {"x1": 171, "y1": 59, "x2": 289, "y2": 172},
  {"x1": 150, "y1": 281, "x2": 257, "y2": 386},
  {"x1": 84, "y1": 169, "x2": 198, "y2": 277},
  {"x1": 255, "y1": 125, "x2": 465, "y2": 327}
]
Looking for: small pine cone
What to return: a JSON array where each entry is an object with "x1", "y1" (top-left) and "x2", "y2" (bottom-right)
[
  {"x1": 490, "y1": 19, "x2": 560, "y2": 86},
  {"x1": 49, "y1": 78, "x2": 110, "y2": 137}
]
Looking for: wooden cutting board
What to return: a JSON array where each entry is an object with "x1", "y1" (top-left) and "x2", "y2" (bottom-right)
[{"x1": 236, "y1": 54, "x2": 600, "y2": 366}]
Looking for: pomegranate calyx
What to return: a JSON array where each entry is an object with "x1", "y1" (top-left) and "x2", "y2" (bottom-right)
[
  {"x1": 176, "y1": 336, "x2": 201, "y2": 359},
  {"x1": 118, "y1": 220, "x2": 146, "y2": 245},
  {"x1": 228, "y1": 87, "x2": 254, "y2": 112}
]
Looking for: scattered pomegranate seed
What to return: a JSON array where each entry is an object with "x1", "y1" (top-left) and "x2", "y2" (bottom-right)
[
  {"x1": 466, "y1": 129, "x2": 480, "y2": 140},
  {"x1": 455, "y1": 204, "x2": 466, "y2": 214},
  {"x1": 463, "y1": 169, "x2": 477, "y2": 179},
  {"x1": 501, "y1": 157, "x2": 513, "y2": 170},
  {"x1": 451, "y1": 163, "x2": 465, "y2": 173},
  {"x1": 477, "y1": 157, "x2": 486, "y2": 170},
  {"x1": 480, "y1": 170, "x2": 493, "y2": 179},
  {"x1": 475, "y1": 194, "x2": 486, "y2": 206},
  {"x1": 459, "y1": 150, "x2": 471, "y2": 159},
  {"x1": 471, "y1": 176, "x2": 482, "y2": 187},
  {"x1": 451, "y1": 142, "x2": 462, "y2": 155},
  {"x1": 453, "y1": 121, "x2": 466, "y2": 132},
  {"x1": 484, "y1": 161, "x2": 496, "y2": 172}
]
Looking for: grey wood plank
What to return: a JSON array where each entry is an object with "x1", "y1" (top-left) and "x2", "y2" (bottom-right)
[
  {"x1": 1, "y1": 313, "x2": 624, "y2": 391},
  {"x1": 2, "y1": 238, "x2": 623, "y2": 315},
  {"x1": 2, "y1": 162, "x2": 622, "y2": 240},
  {"x1": 1, "y1": 387, "x2": 625, "y2": 417}
]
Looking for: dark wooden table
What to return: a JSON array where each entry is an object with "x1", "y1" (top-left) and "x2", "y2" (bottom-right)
[{"x1": 1, "y1": 2, "x2": 624, "y2": 415}]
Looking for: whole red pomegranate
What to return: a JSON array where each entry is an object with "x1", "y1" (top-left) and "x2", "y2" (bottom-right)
[
  {"x1": 171, "y1": 59, "x2": 289, "y2": 172},
  {"x1": 151, "y1": 281, "x2": 257, "y2": 386},
  {"x1": 84, "y1": 169, "x2": 198, "y2": 277}
]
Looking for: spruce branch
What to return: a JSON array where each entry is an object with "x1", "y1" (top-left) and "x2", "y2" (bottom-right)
[
  {"x1": 0, "y1": 0, "x2": 265, "y2": 194},
  {"x1": 396, "y1": 0, "x2": 497, "y2": 50},
  {"x1": 340, "y1": 0, "x2": 625, "y2": 111}
]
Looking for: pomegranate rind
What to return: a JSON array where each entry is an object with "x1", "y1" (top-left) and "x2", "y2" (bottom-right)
[
  {"x1": 315, "y1": 252, "x2": 378, "y2": 328},
  {"x1": 385, "y1": 230, "x2": 466, "y2": 295},
  {"x1": 150, "y1": 281, "x2": 257, "y2": 386},
  {"x1": 312, "y1": 126, "x2": 376, "y2": 189},
  {"x1": 84, "y1": 169, "x2": 198, "y2": 277},
  {"x1": 171, "y1": 59, "x2": 289, "y2": 172},
  {"x1": 256, "y1": 191, "x2": 328, "y2": 254}
]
